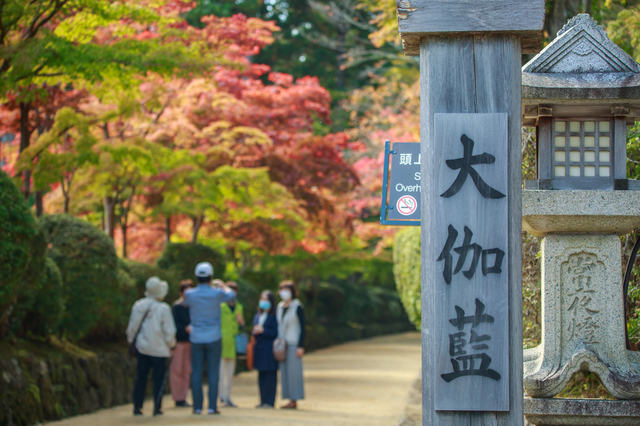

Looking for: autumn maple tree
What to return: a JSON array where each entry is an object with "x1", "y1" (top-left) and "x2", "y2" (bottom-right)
[{"x1": 4, "y1": 6, "x2": 362, "y2": 261}]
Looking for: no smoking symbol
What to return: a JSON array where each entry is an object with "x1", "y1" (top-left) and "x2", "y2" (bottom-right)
[{"x1": 396, "y1": 195, "x2": 417, "y2": 216}]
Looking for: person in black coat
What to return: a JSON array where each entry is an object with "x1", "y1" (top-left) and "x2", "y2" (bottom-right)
[
  {"x1": 170, "y1": 280, "x2": 193, "y2": 407},
  {"x1": 252, "y1": 290, "x2": 278, "y2": 408}
]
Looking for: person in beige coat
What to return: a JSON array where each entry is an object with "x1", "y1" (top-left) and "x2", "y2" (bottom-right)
[{"x1": 126, "y1": 277, "x2": 176, "y2": 416}]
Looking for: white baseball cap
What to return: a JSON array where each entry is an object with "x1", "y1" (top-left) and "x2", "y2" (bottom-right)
[{"x1": 195, "y1": 262, "x2": 214, "y2": 278}]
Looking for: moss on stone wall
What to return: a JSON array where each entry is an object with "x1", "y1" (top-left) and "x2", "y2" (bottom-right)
[{"x1": 0, "y1": 340, "x2": 137, "y2": 426}]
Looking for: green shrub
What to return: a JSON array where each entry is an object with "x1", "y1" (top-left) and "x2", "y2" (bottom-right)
[
  {"x1": 366, "y1": 287, "x2": 407, "y2": 324},
  {"x1": 85, "y1": 260, "x2": 139, "y2": 341},
  {"x1": 0, "y1": 170, "x2": 38, "y2": 335},
  {"x1": 303, "y1": 282, "x2": 346, "y2": 321},
  {"x1": 121, "y1": 259, "x2": 180, "y2": 304},
  {"x1": 39, "y1": 214, "x2": 119, "y2": 340},
  {"x1": 157, "y1": 243, "x2": 226, "y2": 282},
  {"x1": 392, "y1": 227, "x2": 421, "y2": 329},
  {"x1": 19, "y1": 257, "x2": 65, "y2": 336},
  {"x1": 236, "y1": 278, "x2": 260, "y2": 326}
]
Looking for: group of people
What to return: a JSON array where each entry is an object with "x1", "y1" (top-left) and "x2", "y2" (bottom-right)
[{"x1": 125, "y1": 261, "x2": 306, "y2": 416}]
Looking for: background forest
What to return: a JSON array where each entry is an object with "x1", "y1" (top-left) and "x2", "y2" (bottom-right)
[{"x1": 2, "y1": 0, "x2": 640, "y2": 419}]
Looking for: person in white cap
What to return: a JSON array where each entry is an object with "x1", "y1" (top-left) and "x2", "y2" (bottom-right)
[
  {"x1": 126, "y1": 277, "x2": 177, "y2": 416},
  {"x1": 184, "y1": 262, "x2": 236, "y2": 415}
]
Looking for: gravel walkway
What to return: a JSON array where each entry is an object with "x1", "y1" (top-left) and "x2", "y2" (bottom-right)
[{"x1": 49, "y1": 332, "x2": 421, "y2": 426}]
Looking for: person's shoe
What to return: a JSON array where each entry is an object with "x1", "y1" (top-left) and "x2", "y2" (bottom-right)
[
  {"x1": 175, "y1": 401, "x2": 191, "y2": 407},
  {"x1": 280, "y1": 400, "x2": 297, "y2": 409},
  {"x1": 153, "y1": 410, "x2": 163, "y2": 416},
  {"x1": 193, "y1": 409, "x2": 202, "y2": 415},
  {"x1": 208, "y1": 408, "x2": 221, "y2": 415},
  {"x1": 257, "y1": 403, "x2": 274, "y2": 409},
  {"x1": 222, "y1": 399, "x2": 237, "y2": 408},
  {"x1": 133, "y1": 409, "x2": 143, "y2": 416}
]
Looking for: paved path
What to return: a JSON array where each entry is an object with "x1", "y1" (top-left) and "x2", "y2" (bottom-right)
[{"x1": 50, "y1": 332, "x2": 421, "y2": 426}]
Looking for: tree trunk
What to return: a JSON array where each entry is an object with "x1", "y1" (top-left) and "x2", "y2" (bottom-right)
[
  {"x1": 191, "y1": 214, "x2": 204, "y2": 243},
  {"x1": 336, "y1": 28, "x2": 346, "y2": 91},
  {"x1": 63, "y1": 193, "x2": 70, "y2": 214},
  {"x1": 546, "y1": 0, "x2": 583, "y2": 42},
  {"x1": 121, "y1": 223, "x2": 128, "y2": 258},
  {"x1": 19, "y1": 102, "x2": 32, "y2": 198},
  {"x1": 103, "y1": 196, "x2": 116, "y2": 239},
  {"x1": 165, "y1": 215, "x2": 171, "y2": 243},
  {"x1": 36, "y1": 191, "x2": 43, "y2": 216}
]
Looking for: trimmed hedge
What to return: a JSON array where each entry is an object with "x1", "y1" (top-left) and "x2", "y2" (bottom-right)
[
  {"x1": 120, "y1": 259, "x2": 180, "y2": 303},
  {"x1": 392, "y1": 227, "x2": 421, "y2": 329},
  {"x1": 0, "y1": 171, "x2": 38, "y2": 335},
  {"x1": 85, "y1": 261, "x2": 139, "y2": 341},
  {"x1": 39, "y1": 214, "x2": 120, "y2": 340},
  {"x1": 157, "y1": 242, "x2": 226, "y2": 282},
  {"x1": 19, "y1": 257, "x2": 65, "y2": 337}
]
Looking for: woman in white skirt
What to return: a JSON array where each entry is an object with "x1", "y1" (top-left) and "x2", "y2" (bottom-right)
[{"x1": 276, "y1": 280, "x2": 306, "y2": 409}]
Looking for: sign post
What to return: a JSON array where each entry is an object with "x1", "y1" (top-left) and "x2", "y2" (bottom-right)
[
  {"x1": 380, "y1": 141, "x2": 421, "y2": 225},
  {"x1": 395, "y1": 1, "x2": 545, "y2": 424}
]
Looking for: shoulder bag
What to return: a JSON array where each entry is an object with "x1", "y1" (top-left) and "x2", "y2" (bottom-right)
[
  {"x1": 273, "y1": 336, "x2": 287, "y2": 362},
  {"x1": 246, "y1": 335, "x2": 256, "y2": 370},
  {"x1": 128, "y1": 304, "x2": 153, "y2": 357},
  {"x1": 235, "y1": 326, "x2": 249, "y2": 357}
]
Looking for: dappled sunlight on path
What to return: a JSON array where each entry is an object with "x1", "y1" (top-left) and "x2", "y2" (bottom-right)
[{"x1": 49, "y1": 333, "x2": 421, "y2": 426}]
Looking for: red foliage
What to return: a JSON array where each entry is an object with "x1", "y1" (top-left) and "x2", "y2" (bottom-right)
[{"x1": 0, "y1": 85, "x2": 87, "y2": 138}]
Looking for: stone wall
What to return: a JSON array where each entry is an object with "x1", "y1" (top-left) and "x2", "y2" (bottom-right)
[
  {"x1": 0, "y1": 349, "x2": 137, "y2": 426},
  {"x1": 1, "y1": 322, "x2": 413, "y2": 426}
]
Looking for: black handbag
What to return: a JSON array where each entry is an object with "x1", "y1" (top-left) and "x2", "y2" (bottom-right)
[{"x1": 128, "y1": 305, "x2": 152, "y2": 357}]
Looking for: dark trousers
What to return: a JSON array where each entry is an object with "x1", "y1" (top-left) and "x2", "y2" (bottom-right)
[
  {"x1": 258, "y1": 370, "x2": 277, "y2": 407},
  {"x1": 133, "y1": 353, "x2": 167, "y2": 413},
  {"x1": 191, "y1": 340, "x2": 222, "y2": 411}
]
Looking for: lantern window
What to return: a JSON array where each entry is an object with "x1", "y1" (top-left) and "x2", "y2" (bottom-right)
[{"x1": 552, "y1": 119, "x2": 613, "y2": 179}]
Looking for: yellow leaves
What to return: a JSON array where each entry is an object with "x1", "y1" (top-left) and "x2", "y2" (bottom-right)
[
  {"x1": 357, "y1": 0, "x2": 402, "y2": 47},
  {"x1": 199, "y1": 122, "x2": 272, "y2": 147},
  {"x1": 209, "y1": 91, "x2": 238, "y2": 108},
  {"x1": 54, "y1": 12, "x2": 110, "y2": 44}
]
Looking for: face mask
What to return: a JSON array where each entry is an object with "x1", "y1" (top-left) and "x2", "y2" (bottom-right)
[
  {"x1": 259, "y1": 300, "x2": 271, "y2": 311},
  {"x1": 279, "y1": 289, "x2": 292, "y2": 301}
]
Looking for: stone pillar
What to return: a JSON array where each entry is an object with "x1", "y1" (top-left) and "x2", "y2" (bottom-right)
[{"x1": 522, "y1": 192, "x2": 640, "y2": 400}]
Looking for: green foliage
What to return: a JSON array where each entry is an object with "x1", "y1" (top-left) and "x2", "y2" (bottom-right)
[
  {"x1": 16, "y1": 107, "x2": 100, "y2": 207},
  {"x1": 0, "y1": 170, "x2": 40, "y2": 336},
  {"x1": 84, "y1": 260, "x2": 138, "y2": 341},
  {"x1": 522, "y1": 233, "x2": 542, "y2": 349},
  {"x1": 0, "y1": 0, "x2": 222, "y2": 96},
  {"x1": 120, "y1": 259, "x2": 180, "y2": 304},
  {"x1": 605, "y1": 1, "x2": 640, "y2": 61},
  {"x1": 19, "y1": 257, "x2": 65, "y2": 337},
  {"x1": 156, "y1": 243, "x2": 226, "y2": 282},
  {"x1": 625, "y1": 122, "x2": 640, "y2": 350},
  {"x1": 558, "y1": 371, "x2": 612, "y2": 399},
  {"x1": 392, "y1": 227, "x2": 421, "y2": 329},
  {"x1": 0, "y1": 171, "x2": 36, "y2": 291},
  {"x1": 39, "y1": 214, "x2": 119, "y2": 340},
  {"x1": 236, "y1": 278, "x2": 260, "y2": 327}
]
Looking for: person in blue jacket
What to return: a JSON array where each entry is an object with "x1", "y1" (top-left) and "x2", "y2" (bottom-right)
[{"x1": 252, "y1": 290, "x2": 279, "y2": 408}]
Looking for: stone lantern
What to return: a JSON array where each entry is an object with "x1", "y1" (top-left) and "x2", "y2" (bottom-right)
[{"x1": 521, "y1": 14, "x2": 640, "y2": 425}]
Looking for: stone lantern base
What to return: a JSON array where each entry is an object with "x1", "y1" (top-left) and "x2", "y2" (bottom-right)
[
  {"x1": 523, "y1": 234, "x2": 640, "y2": 399},
  {"x1": 524, "y1": 397, "x2": 640, "y2": 426},
  {"x1": 522, "y1": 190, "x2": 640, "y2": 400}
]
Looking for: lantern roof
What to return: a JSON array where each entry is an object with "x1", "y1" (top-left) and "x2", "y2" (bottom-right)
[{"x1": 522, "y1": 14, "x2": 640, "y2": 125}]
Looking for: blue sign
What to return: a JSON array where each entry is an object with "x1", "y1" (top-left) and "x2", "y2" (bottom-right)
[{"x1": 380, "y1": 141, "x2": 421, "y2": 226}]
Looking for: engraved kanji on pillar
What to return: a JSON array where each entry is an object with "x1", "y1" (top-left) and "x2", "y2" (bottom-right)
[{"x1": 434, "y1": 113, "x2": 509, "y2": 412}]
